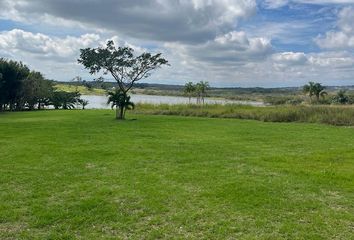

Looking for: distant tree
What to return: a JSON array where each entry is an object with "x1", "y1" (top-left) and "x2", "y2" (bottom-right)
[
  {"x1": 78, "y1": 40, "x2": 168, "y2": 119},
  {"x1": 72, "y1": 76, "x2": 82, "y2": 92},
  {"x1": 195, "y1": 81, "x2": 210, "y2": 104},
  {"x1": 78, "y1": 99, "x2": 89, "y2": 109},
  {"x1": 107, "y1": 89, "x2": 135, "y2": 119},
  {"x1": 303, "y1": 82, "x2": 327, "y2": 102},
  {"x1": 184, "y1": 82, "x2": 196, "y2": 103},
  {"x1": 332, "y1": 90, "x2": 350, "y2": 104}
]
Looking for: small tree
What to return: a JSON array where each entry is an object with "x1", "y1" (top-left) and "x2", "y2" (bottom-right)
[
  {"x1": 50, "y1": 91, "x2": 80, "y2": 110},
  {"x1": 195, "y1": 81, "x2": 210, "y2": 104},
  {"x1": 107, "y1": 89, "x2": 135, "y2": 119},
  {"x1": 184, "y1": 82, "x2": 195, "y2": 103},
  {"x1": 78, "y1": 40, "x2": 168, "y2": 119},
  {"x1": 78, "y1": 99, "x2": 89, "y2": 109},
  {"x1": 303, "y1": 81, "x2": 327, "y2": 103}
]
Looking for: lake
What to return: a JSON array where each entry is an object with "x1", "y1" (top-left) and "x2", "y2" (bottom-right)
[{"x1": 81, "y1": 94, "x2": 264, "y2": 109}]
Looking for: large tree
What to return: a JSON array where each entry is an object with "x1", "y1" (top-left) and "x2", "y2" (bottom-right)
[
  {"x1": 22, "y1": 71, "x2": 53, "y2": 110},
  {"x1": 0, "y1": 59, "x2": 30, "y2": 111},
  {"x1": 78, "y1": 40, "x2": 168, "y2": 119}
]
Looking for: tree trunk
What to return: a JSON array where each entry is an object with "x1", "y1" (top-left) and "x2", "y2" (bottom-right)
[
  {"x1": 119, "y1": 106, "x2": 125, "y2": 120},
  {"x1": 116, "y1": 106, "x2": 125, "y2": 120},
  {"x1": 116, "y1": 107, "x2": 120, "y2": 119}
]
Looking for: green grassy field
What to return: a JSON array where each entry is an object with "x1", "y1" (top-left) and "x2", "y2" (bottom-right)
[{"x1": 1, "y1": 110, "x2": 353, "y2": 239}]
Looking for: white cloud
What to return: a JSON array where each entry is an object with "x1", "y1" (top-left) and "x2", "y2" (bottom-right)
[
  {"x1": 272, "y1": 52, "x2": 308, "y2": 66},
  {"x1": 0, "y1": 0, "x2": 257, "y2": 43},
  {"x1": 0, "y1": 0, "x2": 354, "y2": 87},
  {"x1": 263, "y1": 0, "x2": 354, "y2": 9},
  {"x1": 0, "y1": 29, "x2": 147, "y2": 81},
  {"x1": 263, "y1": 0, "x2": 289, "y2": 9},
  {"x1": 0, "y1": 29, "x2": 100, "y2": 60},
  {"x1": 316, "y1": 6, "x2": 354, "y2": 49},
  {"x1": 166, "y1": 31, "x2": 272, "y2": 66}
]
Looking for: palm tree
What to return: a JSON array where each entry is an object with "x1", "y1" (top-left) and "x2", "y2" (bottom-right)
[
  {"x1": 303, "y1": 82, "x2": 327, "y2": 102},
  {"x1": 107, "y1": 90, "x2": 135, "y2": 119},
  {"x1": 303, "y1": 81, "x2": 315, "y2": 100},
  {"x1": 332, "y1": 90, "x2": 350, "y2": 104},
  {"x1": 196, "y1": 81, "x2": 210, "y2": 104},
  {"x1": 184, "y1": 82, "x2": 195, "y2": 103},
  {"x1": 50, "y1": 91, "x2": 80, "y2": 109},
  {"x1": 78, "y1": 99, "x2": 89, "y2": 109}
]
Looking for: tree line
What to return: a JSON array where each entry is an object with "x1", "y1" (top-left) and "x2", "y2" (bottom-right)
[{"x1": 0, "y1": 58, "x2": 88, "y2": 111}]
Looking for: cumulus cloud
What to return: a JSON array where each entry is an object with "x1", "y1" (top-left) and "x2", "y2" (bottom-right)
[
  {"x1": 0, "y1": 29, "x2": 146, "y2": 81},
  {"x1": 0, "y1": 0, "x2": 354, "y2": 86},
  {"x1": 0, "y1": 0, "x2": 257, "y2": 43},
  {"x1": 316, "y1": 6, "x2": 354, "y2": 49},
  {"x1": 166, "y1": 31, "x2": 272, "y2": 67},
  {"x1": 0, "y1": 29, "x2": 100, "y2": 60},
  {"x1": 263, "y1": 0, "x2": 354, "y2": 8}
]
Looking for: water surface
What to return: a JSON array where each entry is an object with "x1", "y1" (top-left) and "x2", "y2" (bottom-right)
[{"x1": 81, "y1": 94, "x2": 264, "y2": 109}]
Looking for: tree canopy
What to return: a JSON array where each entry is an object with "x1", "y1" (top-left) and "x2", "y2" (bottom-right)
[{"x1": 0, "y1": 58, "x2": 87, "y2": 111}]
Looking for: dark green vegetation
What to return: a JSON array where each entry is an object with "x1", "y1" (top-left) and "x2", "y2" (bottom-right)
[
  {"x1": 0, "y1": 59, "x2": 87, "y2": 111},
  {"x1": 0, "y1": 59, "x2": 51, "y2": 111},
  {"x1": 78, "y1": 40, "x2": 168, "y2": 119},
  {"x1": 107, "y1": 89, "x2": 135, "y2": 119},
  {"x1": 134, "y1": 104, "x2": 354, "y2": 126},
  {"x1": 1, "y1": 110, "x2": 353, "y2": 239},
  {"x1": 184, "y1": 81, "x2": 210, "y2": 104},
  {"x1": 303, "y1": 82, "x2": 327, "y2": 102}
]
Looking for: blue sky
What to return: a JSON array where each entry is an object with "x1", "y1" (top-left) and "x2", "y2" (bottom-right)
[{"x1": 0, "y1": 0, "x2": 354, "y2": 87}]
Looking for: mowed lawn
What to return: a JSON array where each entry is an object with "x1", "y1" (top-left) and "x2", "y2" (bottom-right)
[{"x1": 0, "y1": 110, "x2": 353, "y2": 239}]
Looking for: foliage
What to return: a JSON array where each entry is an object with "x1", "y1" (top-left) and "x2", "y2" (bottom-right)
[
  {"x1": 183, "y1": 82, "x2": 196, "y2": 103},
  {"x1": 182, "y1": 81, "x2": 210, "y2": 104},
  {"x1": 78, "y1": 40, "x2": 168, "y2": 119},
  {"x1": 22, "y1": 71, "x2": 53, "y2": 110},
  {"x1": 303, "y1": 82, "x2": 327, "y2": 102},
  {"x1": 50, "y1": 91, "x2": 81, "y2": 109},
  {"x1": 0, "y1": 58, "x2": 30, "y2": 111},
  {"x1": 77, "y1": 98, "x2": 89, "y2": 110},
  {"x1": 332, "y1": 90, "x2": 351, "y2": 104},
  {"x1": 107, "y1": 89, "x2": 135, "y2": 119},
  {"x1": 195, "y1": 81, "x2": 210, "y2": 104},
  {"x1": 0, "y1": 59, "x2": 54, "y2": 111}
]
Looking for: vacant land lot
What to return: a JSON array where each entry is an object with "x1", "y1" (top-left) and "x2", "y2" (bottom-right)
[{"x1": 0, "y1": 110, "x2": 353, "y2": 239}]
